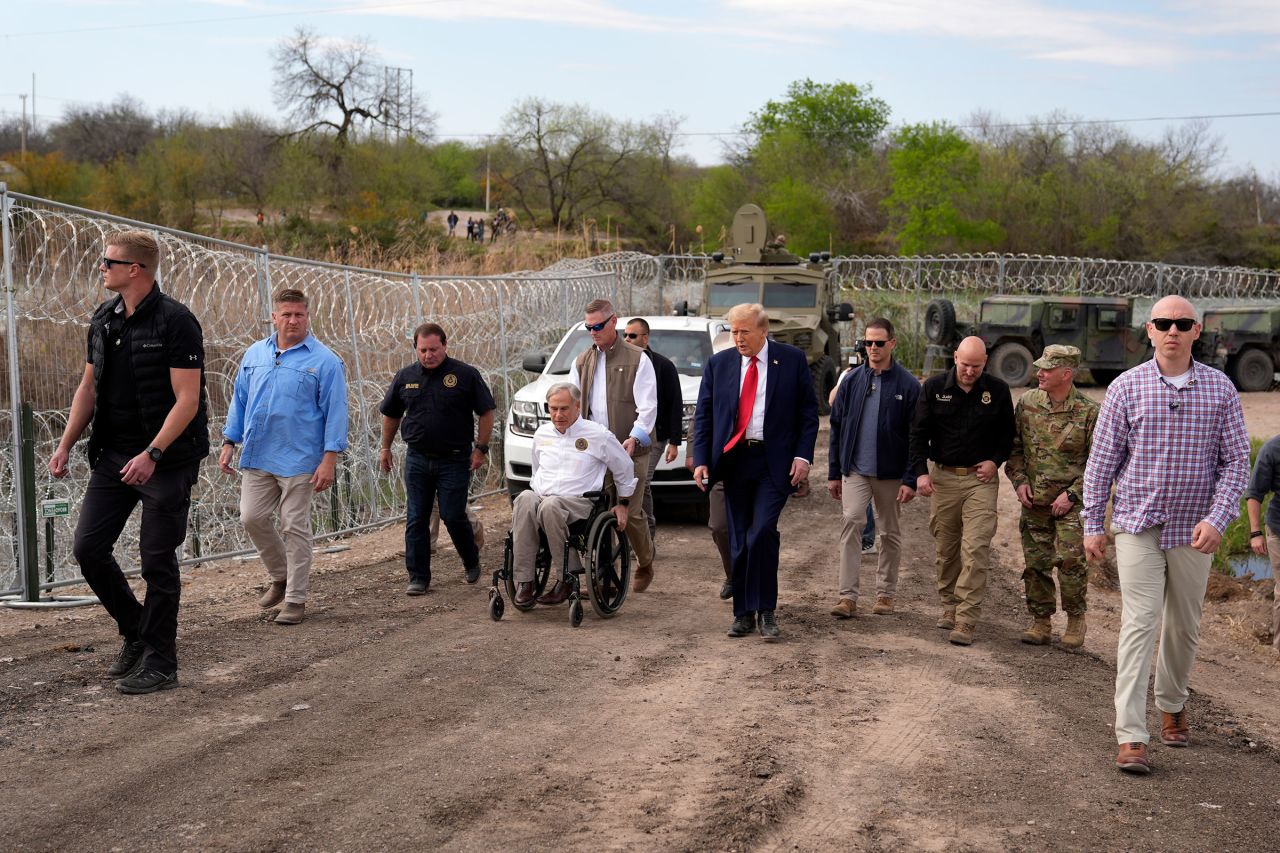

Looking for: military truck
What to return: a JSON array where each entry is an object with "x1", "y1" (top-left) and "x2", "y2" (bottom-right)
[
  {"x1": 674, "y1": 204, "x2": 854, "y2": 413},
  {"x1": 923, "y1": 295, "x2": 1152, "y2": 387},
  {"x1": 1195, "y1": 304, "x2": 1280, "y2": 392}
]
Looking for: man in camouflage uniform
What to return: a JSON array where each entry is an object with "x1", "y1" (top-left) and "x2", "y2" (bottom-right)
[{"x1": 1005, "y1": 345, "x2": 1099, "y2": 648}]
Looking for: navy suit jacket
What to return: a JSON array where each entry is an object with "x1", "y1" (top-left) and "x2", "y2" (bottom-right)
[{"x1": 692, "y1": 340, "x2": 819, "y2": 494}]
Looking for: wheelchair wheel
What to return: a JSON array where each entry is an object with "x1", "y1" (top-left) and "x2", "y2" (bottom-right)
[
  {"x1": 569, "y1": 596, "x2": 584, "y2": 628},
  {"x1": 503, "y1": 532, "x2": 552, "y2": 612},
  {"x1": 586, "y1": 512, "x2": 631, "y2": 618},
  {"x1": 488, "y1": 591, "x2": 504, "y2": 621}
]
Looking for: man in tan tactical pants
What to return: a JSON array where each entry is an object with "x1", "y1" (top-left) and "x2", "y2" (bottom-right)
[{"x1": 927, "y1": 464, "x2": 999, "y2": 629}]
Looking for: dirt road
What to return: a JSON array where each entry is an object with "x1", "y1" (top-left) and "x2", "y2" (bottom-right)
[{"x1": 3, "y1": 404, "x2": 1279, "y2": 851}]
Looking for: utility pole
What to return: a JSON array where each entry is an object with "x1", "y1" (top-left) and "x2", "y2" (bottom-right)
[{"x1": 18, "y1": 94, "x2": 27, "y2": 157}]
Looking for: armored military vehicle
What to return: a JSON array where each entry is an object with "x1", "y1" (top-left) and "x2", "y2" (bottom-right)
[
  {"x1": 924, "y1": 295, "x2": 1152, "y2": 387},
  {"x1": 674, "y1": 204, "x2": 854, "y2": 413},
  {"x1": 1195, "y1": 304, "x2": 1280, "y2": 392}
]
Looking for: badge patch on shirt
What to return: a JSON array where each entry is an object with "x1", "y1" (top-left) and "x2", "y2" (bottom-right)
[
  {"x1": 935, "y1": 393, "x2": 952, "y2": 402},
  {"x1": 981, "y1": 391, "x2": 992, "y2": 404},
  {"x1": 443, "y1": 374, "x2": 458, "y2": 388},
  {"x1": 404, "y1": 383, "x2": 420, "y2": 390},
  {"x1": 575, "y1": 438, "x2": 588, "y2": 451}
]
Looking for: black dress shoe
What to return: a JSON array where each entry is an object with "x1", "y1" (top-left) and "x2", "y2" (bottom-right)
[
  {"x1": 107, "y1": 639, "x2": 145, "y2": 678},
  {"x1": 718, "y1": 581, "x2": 733, "y2": 600},
  {"x1": 727, "y1": 613, "x2": 756, "y2": 637},
  {"x1": 759, "y1": 611, "x2": 781, "y2": 640},
  {"x1": 465, "y1": 564, "x2": 481, "y2": 584},
  {"x1": 537, "y1": 580, "x2": 570, "y2": 606},
  {"x1": 116, "y1": 667, "x2": 178, "y2": 695}
]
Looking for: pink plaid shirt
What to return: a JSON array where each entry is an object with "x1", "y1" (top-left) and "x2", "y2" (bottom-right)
[{"x1": 1082, "y1": 359, "x2": 1249, "y2": 549}]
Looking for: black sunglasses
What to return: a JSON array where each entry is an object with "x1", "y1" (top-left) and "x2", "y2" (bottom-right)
[
  {"x1": 1151, "y1": 317, "x2": 1195, "y2": 332},
  {"x1": 863, "y1": 339, "x2": 891, "y2": 348},
  {"x1": 623, "y1": 332, "x2": 642, "y2": 340},
  {"x1": 101, "y1": 257, "x2": 146, "y2": 269},
  {"x1": 584, "y1": 314, "x2": 615, "y2": 332}
]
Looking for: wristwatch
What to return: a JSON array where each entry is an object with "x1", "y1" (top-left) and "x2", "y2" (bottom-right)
[
  {"x1": 1065, "y1": 490, "x2": 1079, "y2": 505},
  {"x1": 618, "y1": 497, "x2": 630, "y2": 507},
  {"x1": 222, "y1": 439, "x2": 236, "y2": 448},
  {"x1": 1250, "y1": 530, "x2": 1266, "y2": 540},
  {"x1": 146, "y1": 446, "x2": 164, "y2": 463},
  {"x1": 475, "y1": 444, "x2": 489, "y2": 455}
]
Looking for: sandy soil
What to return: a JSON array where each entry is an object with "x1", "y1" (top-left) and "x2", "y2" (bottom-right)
[{"x1": 2, "y1": 392, "x2": 1278, "y2": 851}]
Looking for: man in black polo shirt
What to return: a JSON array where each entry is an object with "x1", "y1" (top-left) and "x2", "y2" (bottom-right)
[
  {"x1": 909, "y1": 336, "x2": 1014, "y2": 646},
  {"x1": 623, "y1": 318, "x2": 683, "y2": 547},
  {"x1": 49, "y1": 230, "x2": 208, "y2": 695},
  {"x1": 379, "y1": 322, "x2": 496, "y2": 593}
]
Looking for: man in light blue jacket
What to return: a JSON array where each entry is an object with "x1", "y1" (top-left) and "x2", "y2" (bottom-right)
[{"x1": 220, "y1": 288, "x2": 348, "y2": 625}]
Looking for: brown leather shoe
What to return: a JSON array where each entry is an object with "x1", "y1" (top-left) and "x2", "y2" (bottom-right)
[
  {"x1": 830, "y1": 598, "x2": 856, "y2": 619},
  {"x1": 514, "y1": 582, "x2": 535, "y2": 606},
  {"x1": 274, "y1": 602, "x2": 305, "y2": 625},
  {"x1": 937, "y1": 608, "x2": 957, "y2": 630},
  {"x1": 632, "y1": 564, "x2": 654, "y2": 593},
  {"x1": 1021, "y1": 616, "x2": 1052, "y2": 645},
  {"x1": 1160, "y1": 710, "x2": 1190, "y2": 747},
  {"x1": 949, "y1": 621, "x2": 975, "y2": 646},
  {"x1": 1116, "y1": 742, "x2": 1151, "y2": 774},
  {"x1": 872, "y1": 596, "x2": 894, "y2": 615},
  {"x1": 537, "y1": 580, "x2": 570, "y2": 606},
  {"x1": 258, "y1": 581, "x2": 286, "y2": 609}
]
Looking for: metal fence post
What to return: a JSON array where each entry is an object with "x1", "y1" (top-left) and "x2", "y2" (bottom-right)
[
  {"x1": 342, "y1": 270, "x2": 369, "y2": 527},
  {"x1": 411, "y1": 272, "x2": 423, "y2": 332},
  {"x1": 1, "y1": 184, "x2": 36, "y2": 601}
]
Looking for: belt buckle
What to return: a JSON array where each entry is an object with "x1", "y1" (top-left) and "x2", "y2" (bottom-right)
[{"x1": 955, "y1": 466, "x2": 970, "y2": 476}]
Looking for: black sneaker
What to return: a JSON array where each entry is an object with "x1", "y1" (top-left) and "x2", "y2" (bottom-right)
[
  {"x1": 107, "y1": 639, "x2": 145, "y2": 678},
  {"x1": 759, "y1": 611, "x2": 781, "y2": 641},
  {"x1": 116, "y1": 668, "x2": 178, "y2": 695},
  {"x1": 465, "y1": 564, "x2": 481, "y2": 584},
  {"x1": 727, "y1": 614, "x2": 756, "y2": 638}
]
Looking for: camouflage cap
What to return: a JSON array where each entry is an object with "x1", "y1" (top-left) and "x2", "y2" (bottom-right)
[{"x1": 1033, "y1": 344, "x2": 1080, "y2": 369}]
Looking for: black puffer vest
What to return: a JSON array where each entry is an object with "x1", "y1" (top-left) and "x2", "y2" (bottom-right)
[{"x1": 87, "y1": 284, "x2": 210, "y2": 467}]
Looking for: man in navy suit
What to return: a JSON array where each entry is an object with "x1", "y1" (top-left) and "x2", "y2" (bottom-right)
[{"x1": 693, "y1": 303, "x2": 819, "y2": 640}]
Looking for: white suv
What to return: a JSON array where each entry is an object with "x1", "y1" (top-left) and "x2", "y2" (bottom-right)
[{"x1": 504, "y1": 315, "x2": 731, "y2": 505}]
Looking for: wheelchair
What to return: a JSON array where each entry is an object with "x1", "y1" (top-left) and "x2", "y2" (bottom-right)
[{"x1": 488, "y1": 490, "x2": 631, "y2": 627}]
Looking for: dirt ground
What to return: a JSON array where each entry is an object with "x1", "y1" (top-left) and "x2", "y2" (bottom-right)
[{"x1": 2, "y1": 391, "x2": 1279, "y2": 852}]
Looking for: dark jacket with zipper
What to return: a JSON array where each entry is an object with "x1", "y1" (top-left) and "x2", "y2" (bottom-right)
[{"x1": 828, "y1": 360, "x2": 921, "y2": 488}]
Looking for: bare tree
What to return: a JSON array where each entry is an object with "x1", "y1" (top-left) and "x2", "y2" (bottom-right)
[
  {"x1": 272, "y1": 27, "x2": 432, "y2": 145},
  {"x1": 50, "y1": 95, "x2": 158, "y2": 164}
]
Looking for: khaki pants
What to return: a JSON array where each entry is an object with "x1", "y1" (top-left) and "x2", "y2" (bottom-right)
[
  {"x1": 605, "y1": 450, "x2": 654, "y2": 570},
  {"x1": 241, "y1": 469, "x2": 316, "y2": 605},
  {"x1": 1269, "y1": 531, "x2": 1280, "y2": 652},
  {"x1": 1113, "y1": 525, "x2": 1212, "y2": 744},
  {"x1": 511, "y1": 491, "x2": 593, "y2": 584},
  {"x1": 429, "y1": 504, "x2": 483, "y2": 551},
  {"x1": 927, "y1": 463, "x2": 999, "y2": 624},
  {"x1": 837, "y1": 474, "x2": 903, "y2": 603}
]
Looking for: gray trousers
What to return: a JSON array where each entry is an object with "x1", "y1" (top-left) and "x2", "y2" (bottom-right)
[
  {"x1": 708, "y1": 480, "x2": 732, "y2": 580},
  {"x1": 511, "y1": 491, "x2": 593, "y2": 583},
  {"x1": 643, "y1": 443, "x2": 663, "y2": 544}
]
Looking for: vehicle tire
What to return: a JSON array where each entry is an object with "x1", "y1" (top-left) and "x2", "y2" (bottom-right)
[
  {"x1": 1230, "y1": 348, "x2": 1276, "y2": 392},
  {"x1": 506, "y1": 479, "x2": 529, "y2": 505},
  {"x1": 811, "y1": 355, "x2": 837, "y2": 416},
  {"x1": 925, "y1": 299, "x2": 957, "y2": 345},
  {"x1": 1089, "y1": 368, "x2": 1121, "y2": 386},
  {"x1": 990, "y1": 342, "x2": 1035, "y2": 387}
]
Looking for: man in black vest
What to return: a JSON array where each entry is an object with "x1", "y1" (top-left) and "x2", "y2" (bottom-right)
[{"x1": 49, "y1": 230, "x2": 209, "y2": 695}]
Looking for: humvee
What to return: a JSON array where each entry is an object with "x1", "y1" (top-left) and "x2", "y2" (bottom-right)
[
  {"x1": 924, "y1": 295, "x2": 1152, "y2": 387},
  {"x1": 674, "y1": 204, "x2": 854, "y2": 414},
  {"x1": 1194, "y1": 305, "x2": 1280, "y2": 392}
]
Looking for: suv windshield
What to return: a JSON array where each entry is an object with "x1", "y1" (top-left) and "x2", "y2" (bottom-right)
[
  {"x1": 546, "y1": 329, "x2": 713, "y2": 377},
  {"x1": 763, "y1": 282, "x2": 816, "y2": 309}
]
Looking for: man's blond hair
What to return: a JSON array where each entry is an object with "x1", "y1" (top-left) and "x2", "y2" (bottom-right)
[
  {"x1": 105, "y1": 230, "x2": 159, "y2": 271},
  {"x1": 584, "y1": 298, "x2": 614, "y2": 317},
  {"x1": 725, "y1": 303, "x2": 768, "y2": 329}
]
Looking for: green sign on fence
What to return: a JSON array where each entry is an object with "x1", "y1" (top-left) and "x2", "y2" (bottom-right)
[{"x1": 39, "y1": 499, "x2": 70, "y2": 519}]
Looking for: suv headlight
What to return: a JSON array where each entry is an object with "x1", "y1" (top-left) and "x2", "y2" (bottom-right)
[
  {"x1": 681, "y1": 403, "x2": 697, "y2": 441},
  {"x1": 510, "y1": 401, "x2": 542, "y2": 436}
]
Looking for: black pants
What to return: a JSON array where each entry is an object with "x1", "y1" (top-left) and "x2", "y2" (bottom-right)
[{"x1": 72, "y1": 449, "x2": 199, "y2": 674}]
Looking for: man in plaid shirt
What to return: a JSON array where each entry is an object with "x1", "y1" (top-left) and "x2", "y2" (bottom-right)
[{"x1": 1083, "y1": 295, "x2": 1250, "y2": 775}]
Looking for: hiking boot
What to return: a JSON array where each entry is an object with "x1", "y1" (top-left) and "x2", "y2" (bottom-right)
[
  {"x1": 537, "y1": 580, "x2": 570, "y2": 606},
  {"x1": 727, "y1": 614, "x2": 756, "y2": 638},
  {"x1": 758, "y1": 611, "x2": 781, "y2": 641},
  {"x1": 274, "y1": 602, "x2": 305, "y2": 625},
  {"x1": 632, "y1": 564, "x2": 654, "y2": 593},
  {"x1": 830, "y1": 598, "x2": 857, "y2": 619},
  {"x1": 107, "y1": 639, "x2": 145, "y2": 678},
  {"x1": 937, "y1": 608, "x2": 957, "y2": 630},
  {"x1": 116, "y1": 667, "x2": 178, "y2": 695},
  {"x1": 406, "y1": 579, "x2": 428, "y2": 596},
  {"x1": 872, "y1": 597, "x2": 894, "y2": 615},
  {"x1": 1115, "y1": 742, "x2": 1151, "y2": 774},
  {"x1": 464, "y1": 564, "x2": 481, "y2": 584},
  {"x1": 258, "y1": 581, "x2": 286, "y2": 609},
  {"x1": 1062, "y1": 614, "x2": 1087, "y2": 649},
  {"x1": 949, "y1": 621, "x2": 976, "y2": 646},
  {"x1": 1160, "y1": 710, "x2": 1190, "y2": 747},
  {"x1": 1021, "y1": 616, "x2": 1053, "y2": 645}
]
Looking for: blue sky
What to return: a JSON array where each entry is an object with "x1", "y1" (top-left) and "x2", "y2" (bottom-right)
[{"x1": 3, "y1": 0, "x2": 1279, "y2": 179}]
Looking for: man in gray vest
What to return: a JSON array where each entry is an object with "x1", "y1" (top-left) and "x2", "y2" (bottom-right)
[{"x1": 568, "y1": 298, "x2": 658, "y2": 591}]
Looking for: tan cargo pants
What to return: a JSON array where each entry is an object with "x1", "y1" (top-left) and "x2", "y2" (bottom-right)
[{"x1": 927, "y1": 463, "x2": 999, "y2": 624}]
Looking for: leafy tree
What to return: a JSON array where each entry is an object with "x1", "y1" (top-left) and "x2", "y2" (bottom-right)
[
  {"x1": 50, "y1": 95, "x2": 158, "y2": 164},
  {"x1": 745, "y1": 79, "x2": 890, "y2": 160}
]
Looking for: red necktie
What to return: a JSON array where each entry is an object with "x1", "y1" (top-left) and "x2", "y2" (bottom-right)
[{"x1": 724, "y1": 356, "x2": 758, "y2": 453}]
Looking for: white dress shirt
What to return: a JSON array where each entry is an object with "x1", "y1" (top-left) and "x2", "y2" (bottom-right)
[
  {"x1": 530, "y1": 416, "x2": 638, "y2": 498},
  {"x1": 739, "y1": 340, "x2": 769, "y2": 441},
  {"x1": 568, "y1": 342, "x2": 657, "y2": 445}
]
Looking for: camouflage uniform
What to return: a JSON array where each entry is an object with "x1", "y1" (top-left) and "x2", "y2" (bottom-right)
[{"x1": 1006, "y1": 381, "x2": 1099, "y2": 617}]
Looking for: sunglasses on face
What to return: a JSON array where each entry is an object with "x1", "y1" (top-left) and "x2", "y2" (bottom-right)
[
  {"x1": 862, "y1": 339, "x2": 891, "y2": 348},
  {"x1": 1151, "y1": 317, "x2": 1195, "y2": 332},
  {"x1": 584, "y1": 315, "x2": 615, "y2": 333},
  {"x1": 101, "y1": 257, "x2": 147, "y2": 269},
  {"x1": 623, "y1": 332, "x2": 642, "y2": 340}
]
